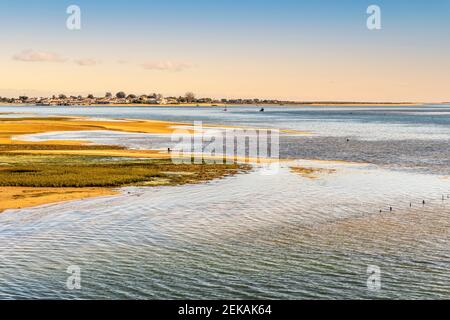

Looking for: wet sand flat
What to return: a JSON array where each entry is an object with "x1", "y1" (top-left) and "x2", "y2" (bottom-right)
[
  {"x1": 0, "y1": 116, "x2": 188, "y2": 144},
  {"x1": 0, "y1": 187, "x2": 117, "y2": 213}
]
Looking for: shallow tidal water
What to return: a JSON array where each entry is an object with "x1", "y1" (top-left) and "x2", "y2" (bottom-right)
[{"x1": 0, "y1": 104, "x2": 450, "y2": 299}]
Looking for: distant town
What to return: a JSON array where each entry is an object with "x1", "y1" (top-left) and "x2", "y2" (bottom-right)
[
  {"x1": 0, "y1": 92, "x2": 418, "y2": 106},
  {"x1": 0, "y1": 92, "x2": 296, "y2": 106}
]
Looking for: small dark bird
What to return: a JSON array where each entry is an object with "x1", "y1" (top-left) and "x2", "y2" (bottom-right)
[{"x1": 390, "y1": 207, "x2": 393, "y2": 212}]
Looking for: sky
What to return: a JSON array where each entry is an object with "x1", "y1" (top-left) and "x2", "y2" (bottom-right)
[{"x1": 1, "y1": 0, "x2": 450, "y2": 102}]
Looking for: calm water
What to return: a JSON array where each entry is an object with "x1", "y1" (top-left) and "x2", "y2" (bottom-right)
[{"x1": 0, "y1": 105, "x2": 450, "y2": 299}]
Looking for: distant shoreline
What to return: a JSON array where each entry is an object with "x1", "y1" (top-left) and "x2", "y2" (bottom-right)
[{"x1": 0, "y1": 102, "x2": 432, "y2": 107}]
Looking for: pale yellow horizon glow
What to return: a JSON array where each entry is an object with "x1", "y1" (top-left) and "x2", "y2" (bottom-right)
[{"x1": 1, "y1": 49, "x2": 450, "y2": 102}]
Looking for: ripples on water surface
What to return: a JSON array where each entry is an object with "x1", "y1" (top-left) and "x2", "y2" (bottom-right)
[{"x1": 1, "y1": 105, "x2": 450, "y2": 299}]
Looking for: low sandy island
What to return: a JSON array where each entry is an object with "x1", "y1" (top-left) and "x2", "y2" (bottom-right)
[
  {"x1": 0, "y1": 115, "x2": 262, "y2": 212},
  {"x1": 0, "y1": 116, "x2": 188, "y2": 145}
]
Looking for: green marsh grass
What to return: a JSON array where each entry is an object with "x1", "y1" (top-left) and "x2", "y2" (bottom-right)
[{"x1": 0, "y1": 155, "x2": 247, "y2": 188}]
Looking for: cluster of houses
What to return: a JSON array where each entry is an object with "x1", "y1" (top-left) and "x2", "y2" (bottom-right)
[
  {"x1": 0, "y1": 94, "x2": 287, "y2": 106},
  {"x1": 35, "y1": 95, "x2": 170, "y2": 106},
  {"x1": 1, "y1": 94, "x2": 173, "y2": 106}
]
